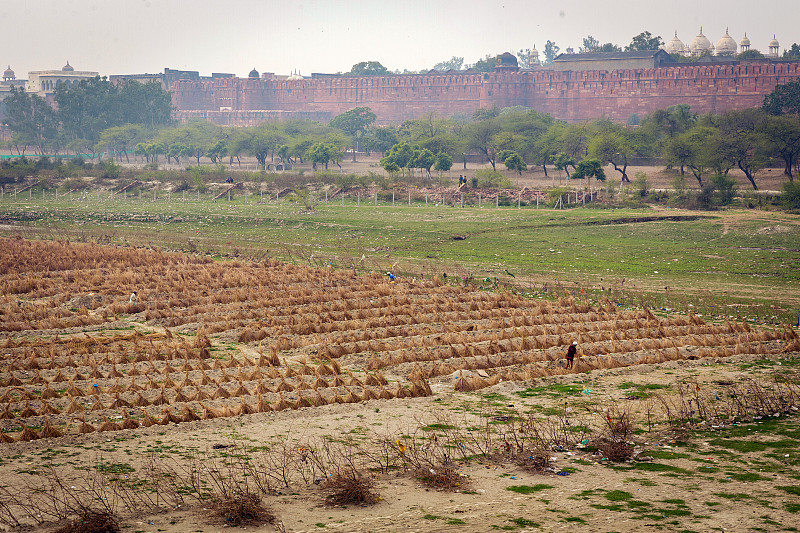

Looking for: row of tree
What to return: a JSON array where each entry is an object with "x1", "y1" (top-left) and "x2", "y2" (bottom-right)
[
  {"x1": 3, "y1": 73, "x2": 799, "y2": 190},
  {"x1": 2, "y1": 77, "x2": 173, "y2": 156}
]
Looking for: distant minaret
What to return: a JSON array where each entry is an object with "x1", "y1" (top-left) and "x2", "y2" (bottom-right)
[
  {"x1": 529, "y1": 44, "x2": 540, "y2": 67},
  {"x1": 739, "y1": 33, "x2": 750, "y2": 52},
  {"x1": 768, "y1": 34, "x2": 780, "y2": 58}
]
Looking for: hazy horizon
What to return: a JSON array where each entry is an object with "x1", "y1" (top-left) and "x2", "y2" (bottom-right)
[{"x1": 1, "y1": 0, "x2": 798, "y2": 79}]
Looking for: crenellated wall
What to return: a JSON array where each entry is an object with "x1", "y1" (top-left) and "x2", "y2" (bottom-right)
[{"x1": 171, "y1": 61, "x2": 800, "y2": 125}]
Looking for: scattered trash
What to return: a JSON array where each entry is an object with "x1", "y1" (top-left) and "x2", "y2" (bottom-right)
[{"x1": 557, "y1": 471, "x2": 570, "y2": 476}]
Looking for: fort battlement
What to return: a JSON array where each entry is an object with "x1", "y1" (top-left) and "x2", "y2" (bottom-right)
[{"x1": 171, "y1": 61, "x2": 800, "y2": 125}]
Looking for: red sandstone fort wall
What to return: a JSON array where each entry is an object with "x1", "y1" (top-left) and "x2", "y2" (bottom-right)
[{"x1": 171, "y1": 62, "x2": 800, "y2": 125}]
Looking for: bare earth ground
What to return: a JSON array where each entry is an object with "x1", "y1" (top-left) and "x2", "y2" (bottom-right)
[
  {"x1": 1, "y1": 352, "x2": 798, "y2": 533},
  {"x1": 0, "y1": 240, "x2": 798, "y2": 533}
]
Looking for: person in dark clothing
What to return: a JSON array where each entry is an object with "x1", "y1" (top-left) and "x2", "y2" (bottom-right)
[{"x1": 566, "y1": 341, "x2": 577, "y2": 369}]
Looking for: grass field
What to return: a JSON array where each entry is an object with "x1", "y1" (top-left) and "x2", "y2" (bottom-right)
[{"x1": 1, "y1": 193, "x2": 797, "y2": 324}]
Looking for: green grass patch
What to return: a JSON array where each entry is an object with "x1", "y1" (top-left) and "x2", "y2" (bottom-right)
[
  {"x1": 604, "y1": 490, "x2": 633, "y2": 501},
  {"x1": 648, "y1": 449, "x2": 691, "y2": 460},
  {"x1": 633, "y1": 463, "x2": 692, "y2": 474},
  {"x1": 506, "y1": 484, "x2": 554, "y2": 495},
  {"x1": 726, "y1": 472, "x2": 768, "y2": 482},
  {"x1": 514, "y1": 383, "x2": 583, "y2": 398},
  {"x1": 509, "y1": 517, "x2": 540, "y2": 528},
  {"x1": 777, "y1": 485, "x2": 800, "y2": 496}
]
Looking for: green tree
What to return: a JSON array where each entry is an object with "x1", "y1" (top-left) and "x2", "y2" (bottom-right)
[
  {"x1": 117, "y1": 80, "x2": 173, "y2": 128},
  {"x1": 167, "y1": 142, "x2": 191, "y2": 165},
  {"x1": 763, "y1": 79, "x2": 800, "y2": 116},
  {"x1": 738, "y1": 49, "x2": 765, "y2": 60},
  {"x1": 668, "y1": 125, "x2": 719, "y2": 186},
  {"x1": 543, "y1": 41, "x2": 560, "y2": 64},
  {"x1": 54, "y1": 76, "x2": 118, "y2": 143},
  {"x1": 640, "y1": 104, "x2": 696, "y2": 138},
  {"x1": 363, "y1": 126, "x2": 398, "y2": 154},
  {"x1": 716, "y1": 108, "x2": 772, "y2": 190},
  {"x1": 433, "y1": 56, "x2": 464, "y2": 71},
  {"x1": 206, "y1": 139, "x2": 229, "y2": 165},
  {"x1": 581, "y1": 36, "x2": 600, "y2": 53},
  {"x1": 348, "y1": 61, "x2": 389, "y2": 76},
  {"x1": 554, "y1": 152, "x2": 576, "y2": 179},
  {"x1": 96, "y1": 124, "x2": 145, "y2": 162},
  {"x1": 782, "y1": 43, "x2": 800, "y2": 61},
  {"x1": 781, "y1": 180, "x2": 800, "y2": 209},
  {"x1": 308, "y1": 142, "x2": 335, "y2": 170},
  {"x1": 571, "y1": 158, "x2": 606, "y2": 191},
  {"x1": 433, "y1": 152, "x2": 453, "y2": 174},
  {"x1": 330, "y1": 106, "x2": 376, "y2": 161},
  {"x1": 380, "y1": 141, "x2": 416, "y2": 175},
  {"x1": 597, "y1": 43, "x2": 623, "y2": 52},
  {"x1": 468, "y1": 55, "x2": 498, "y2": 72},
  {"x1": 625, "y1": 31, "x2": 664, "y2": 51},
  {"x1": 589, "y1": 126, "x2": 640, "y2": 183},
  {"x1": 412, "y1": 148, "x2": 436, "y2": 178},
  {"x1": 465, "y1": 117, "x2": 502, "y2": 169},
  {"x1": 762, "y1": 114, "x2": 800, "y2": 180},
  {"x1": 501, "y1": 151, "x2": 527, "y2": 175},
  {"x1": 2, "y1": 87, "x2": 58, "y2": 154}
]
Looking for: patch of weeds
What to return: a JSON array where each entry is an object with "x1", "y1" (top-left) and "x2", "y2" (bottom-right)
[
  {"x1": 95, "y1": 462, "x2": 135, "y2": 474},
  {"x1": 633, "y1": 462, "x2": 692, "y2": 475},
  {"x1": 785, "y1": 503, "x2": 800, "y2": 513},
  {"x1": 704, "y1": 501, "x2": 721, "y2": 507},
  {"x1": 707, "y1": 439, "x2": 768, "y2": 453},
  {"x1": 725, "y1": 471, "x2": 768, "y2": 482},
  {"x1": 713, "y1": 492, "x2": 754, "y2": 501},
  {"x1": 777, "y1": 485, "x2": 800, "y2": 496},
  {"x1": 570, "y1": 489, "x2": 602, "y2": 500},
  {"x1": 447, "y1": 518, "x2": 466, "y2": 525},
  {"x1": 515, "y1": 384, "x2": 583, "y2": 398},
  {"x1": 482, "y1": 393, "x2": 508, "y2": 403},
  {"x1": 506, "y1": 484, "x2": 553, "y2": 495},
  {"x1": 509, "y1": 517, "x2": 540, "y2": 528},
  {"x1": 605, "y1": 490, "x2": 633, "y2": 501},
  {"x1": 562, "y1": 516, "x2": 586, "y2": 523},
  {"x1": 421, "y1": 423, "x2": 455, "y2": 431},
  {"x1": 624, "y1": 477, "x2": 658, "y2": 486},
  {"x1": 590, "y1": 503, "x2": 625, "y2": 511},
  {"x1": 422, "y1": 514, "x2": 442, "y2": 520},
  {"x1": 648, "y1": 449, "x2": 691, "y2": 460}
]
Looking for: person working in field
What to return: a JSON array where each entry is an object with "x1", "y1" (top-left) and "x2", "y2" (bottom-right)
[
  {"x1": 129, "y1": 291, "x2": 138, "y2": 304},
  {"x1": 566, "y1": 341, "x2": 577, "y2": 369}
]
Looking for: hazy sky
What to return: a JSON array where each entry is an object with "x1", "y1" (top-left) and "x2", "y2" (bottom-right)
[{"x1": 1, "y1": 0, "x2": 797, "y2": 79}]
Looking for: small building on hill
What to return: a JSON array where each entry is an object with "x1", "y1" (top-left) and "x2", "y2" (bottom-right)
[{"x1": 552, "y1": 50, "x2": 675, "y2": 71}]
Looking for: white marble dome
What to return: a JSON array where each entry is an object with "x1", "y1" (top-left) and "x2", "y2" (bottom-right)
[
  {"x1": 689, "y1": 28, "x2": 713, "y2": 55},
  {"x1": 739, "y1": 33, "x2": 751, "y2": 48},
  {"x1": 716, "y1": 29, "x2": 737, "y2": 56},
  {"x1": 665, "y1": 31, "x2": 687, "y2": 55}
]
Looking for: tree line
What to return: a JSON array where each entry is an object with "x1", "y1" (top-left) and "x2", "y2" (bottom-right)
[
  {"x1": 3, "y1": 75, "x2": 800, "y2": 193},
  {"x1": 2, "y1": 77, "x2": 172, "y2": 156}
]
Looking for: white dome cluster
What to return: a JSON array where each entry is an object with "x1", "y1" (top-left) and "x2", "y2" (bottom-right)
[{"x1": 663, "y1": 28, "x2": 781, "y2": 58}]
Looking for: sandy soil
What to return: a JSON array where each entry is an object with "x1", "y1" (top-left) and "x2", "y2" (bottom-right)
[{"x1": 0, "y1": 350, "x2": 796, "y2": 533}]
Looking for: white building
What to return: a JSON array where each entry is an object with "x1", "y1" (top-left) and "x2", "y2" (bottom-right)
[{"x1": 25, "y1": 62, "x2": 98, "y2": 96}]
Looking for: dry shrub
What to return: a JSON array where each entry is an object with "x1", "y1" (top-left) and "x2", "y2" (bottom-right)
[
  {"x1": 54, "y1": 509, "x2": 120, "y2": 533},
  {"x1": 323, "y1": 470, "x2": 380, "y2": 507},
  {"x1": 214, "y1": 493, "x2": 276, "y2": 527},
  {"x1": 414, "y1": 465, "x2": 469, "y2": 492},
  {"x1": 595, "y1": 439, "x2": 635, "y2": 462},
  {"x1": 511, "y1": 446, "x2": 552, "y2": 473}
]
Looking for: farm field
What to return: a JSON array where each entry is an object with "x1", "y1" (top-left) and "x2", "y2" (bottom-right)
[
  {"x1": 0, "y1": 195, "x2": 798, "y2": 324},
  {"x1": 0, "y1": 237, "x2": 798, "y2": 532}
]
